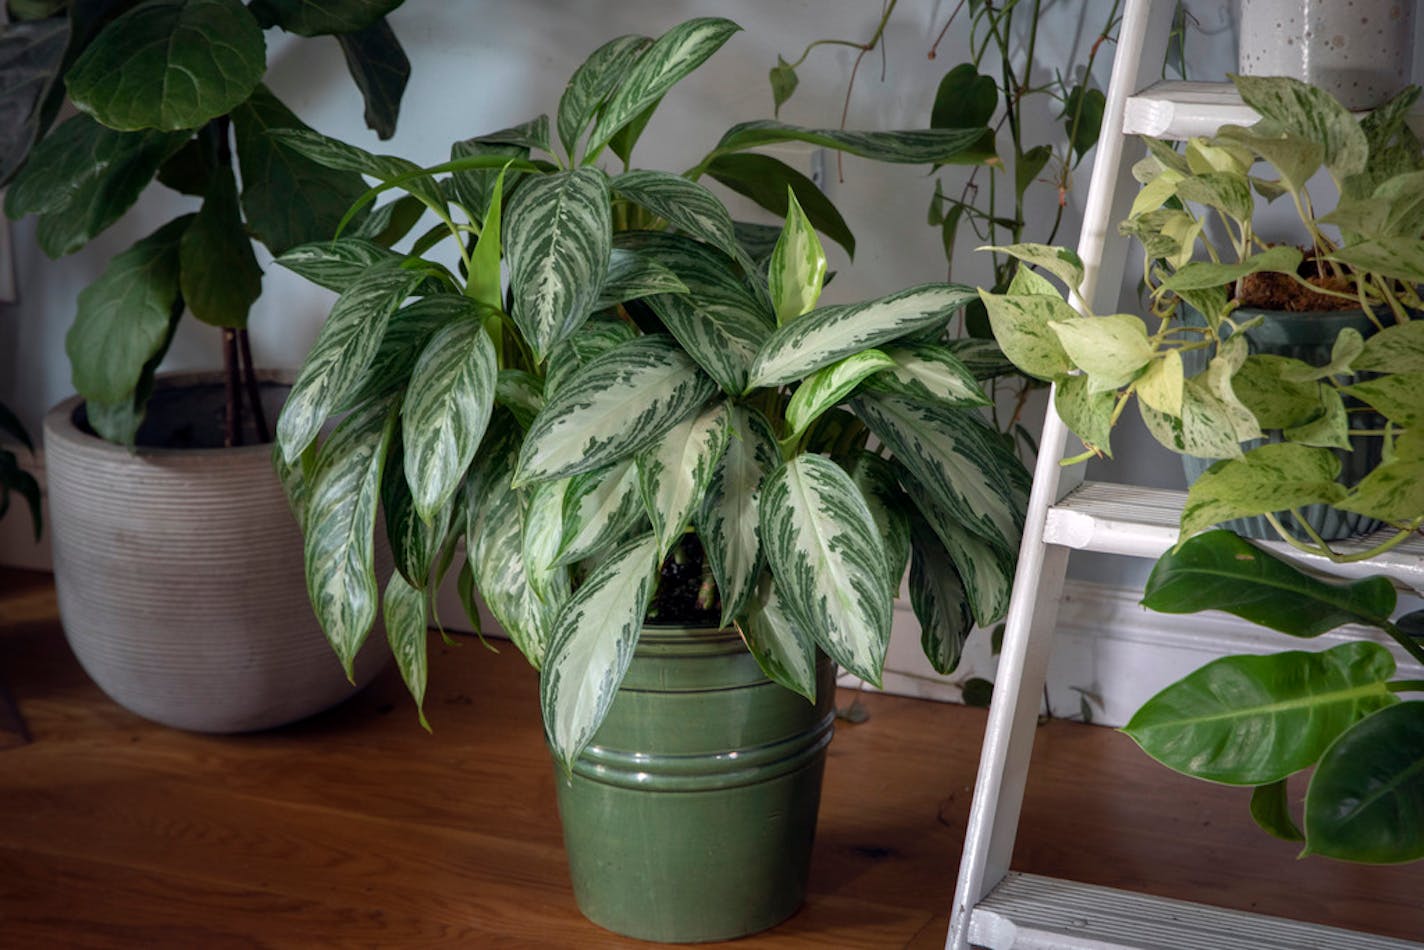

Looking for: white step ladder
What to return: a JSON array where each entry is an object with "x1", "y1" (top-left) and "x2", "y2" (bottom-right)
[{"x1": 943, "y1": 2, "x2": 1424, "y2": 948}]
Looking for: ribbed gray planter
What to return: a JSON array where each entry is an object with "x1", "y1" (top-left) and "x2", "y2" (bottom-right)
[{"x1": 43, "y1": 371, "x2": 389, "y2": 733}]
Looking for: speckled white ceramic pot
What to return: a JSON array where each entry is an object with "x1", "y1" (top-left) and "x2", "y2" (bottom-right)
[
  {"x1": 43, "y1": 372, "x2": 389, "y2": 733},
  {"x1": 1238, "y1": 0, "x2": 1415, "y2": 110}
]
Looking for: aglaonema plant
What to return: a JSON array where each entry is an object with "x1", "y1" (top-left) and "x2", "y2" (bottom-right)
[{"x1": 269, "y1": 17, "x2": 1028, "y2": 768}]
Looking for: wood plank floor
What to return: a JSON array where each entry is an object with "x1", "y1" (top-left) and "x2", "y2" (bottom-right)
[{"x1": 2, "y1": 567, "x2": 1422, "y2": 948}]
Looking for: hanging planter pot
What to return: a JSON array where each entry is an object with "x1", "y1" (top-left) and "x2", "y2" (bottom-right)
[
  {"x1": 554, "y1": 623, "x2": 836, "y2": 943},
  {"x1": 43, "y1": 371, "x2": 389, "y2": 733},
  {"x1": 1237, "y1": 0, "x2": 1416, "y2": 110}
]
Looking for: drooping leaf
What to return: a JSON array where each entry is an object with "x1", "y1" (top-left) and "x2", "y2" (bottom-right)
[
  {"x1": 759, "y1": 454, "x2": 892, "y2": 685},
  {"x1": 784, "y1": 350, "x2": 895, "y2": 445},
  {"x1": 711, "y1": 120, "x2": 996, "y2": 167},
  {"x1": 1353, "y1": 320, "x2": 1424, "y2": 374},
  {"x1": 381, "y1": 441, "x2": 450, "y2": 590},
  {"x1": 1340, "y1": 373, "x2": 1424, "y2": 427},
  {"x1": 179, "y1": 166, "x2": 263, "y2": 328},
  {"x1": 1061, "y1": 84, "x2": 1106, "y2": 163},
  {"x1": 843, "y1": 451, "x2": 911, "y2": 595},
  {"x1": 341, "y1": 294, "x2": 470, "y2": 409},
  {"x1": 555, "y1": 460, "x2": 646, "y2": 568},
  {"x1": 1179, "y1": 443, "x2": 1349, "y2": 540},
  {"x1": 382, "y1": 570, "x2": 430, "y2": 731},
  {"x1": 1049, "y1": 313, "x2": 1154, "y2": 393},
  {"x1": 1054, "y1": 374, "x2": 1115, "y2": 457},
  {"x1": 612, "y1": 168, "x2": 743, "y2": 264},
  {"x1": 768, "y1": 187, "x2": 827, "y2": 326},
  {"x1": 66, "y1": 0, "x2": 265, "y2": 131},
  {"x1": 514, "y1": 334, "x2": 717, "y2": 484},
  {"x1": 0, "y1": 15, "x2": 69, "y2": 186},
  {"x1": 540, "y1": 533, "x2": 661, "y2": 772},
  {"x1": 275, "y1": 236, "x2": 428, "y2": 293},
  {"x1": 557, "y1": 33, "x2": 651, "y2": 161},
  {"x1": 769, "y1": 56, "x2": 798, "y2": 117},
  {"x1": 636, "y1": 400, "x2": 730, "y2": 556},
  {"x1": 705, "y1": 151, "x2": 856, "y2": 257},
  {"x1": 1338, "y1": 454, "x2": 1424, "y2": 524},
  {"x1": 1160, "y1": 246, "x2": 1304, "y2": 293},
  {"x1": 336, "y1": 17, "x2": 409, "y2": 140},
  {"x1": 1249, "y1": 779, "x2": 1304, "y2": 842},
  {"x1": 909, "y1": 520, "x2": 973, "y2": 675},
  {"x1": 979, "y1": 243, "x2": 1086, "y2": 291},
  {"x1": 248, "y1": 0, "x2": 401, "y2": 36},
  {"x1": 739, "y1": 571, "x2": 817, "y2": 701},
  {"x1": 1231, "y1": 73, "x2": 1369, "y2": 182},
  {"x1": 268, "y1": 127, "x2": 446, "y2": 214}
]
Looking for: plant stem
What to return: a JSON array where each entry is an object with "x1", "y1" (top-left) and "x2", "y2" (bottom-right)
[
  {"x1": 1388, "y1": 679, "x2": 1424, "y2": 694},
  {"x1": 222, "y1": 328, "x2": 242, "y2": 448},
  {"x1": 237, "y1": 328, "x2": 270, "y2": 443}
]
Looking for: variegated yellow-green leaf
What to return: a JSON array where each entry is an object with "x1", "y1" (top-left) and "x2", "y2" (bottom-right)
[
  {"x1": 1180, "y1": 442, "x2": 1347, "y2": 539},
  {"x1": 977, "y1": 287, "x2": 1075, "y2": 382},
  {"x1": 522, "y1": 479, "x2": 571, "y2": 607},
  {"x1": 738, "y1": 572, "x2": 817, "y2": 701},
  {"x1": 1162, "y1": 247, "x2": 1304, "y2": 294},
  {"x1": 595, "y1": 248, "x2": 688, "y2": 310},
  {"x1": 1135, "y1": 349, "x2": 1185, "y2": 418},
  {"x1": 759, "y1": 454, "x2": 892, "y2": 685},
  {"x1": 1138, "y1": 377, "x2": 1249, "y2": 461},
  {"x1": 1341, "y1": 373, "x2": 1424, "y2": 428},
  {"x1": 584, "y1": 17, "x2": 740, "y2": 158},
  {"x1": 1283, "y1": 387, "x2": 1350, "y2": 450},
  {"x1": 1281, "y1": 329, "x2": 1363, "y2": 383},
  {"x1": 1337, "y1": 456, "x2": 1424, "y2": 524},
  {"x1": 505, "y1": 167, "x2": 611, "y2": 361},
  {"x1": 381, "y1": 441, "x2": 451, "y2": 589},
  {"x1": 768, "y1": 187, "x2": 826, "y2": 326},
  {"x1": 556, "y1": 460, "x2": 647, "y2": 568},
  {"x1": 785, "y1": 350, "x2": 895, "y2": 446},
  {"x1": 466, "y1": 412, "x2": 553, "y2": 668},
  {"x1": 979, "y1": 243, "x2": 1085, "y2": 290},
  {"x1": 748, "y1": 283, "x2": 978, "y2": 390},
  {"x1": 1201, "y1": 335, "x2": 1262, "y2": 443},
  {"x1": 1050, "y1": 313, "x2": 1154, "y2": 393},
  {"x1": 843, "y1": 451, "x2": 911, "y2": 596},
  {"x1": 401, "y1": 315, "x2": 498, "y2": 522},
  {"x1": 696, "y1": 405, "x2": 780, "y2": 627},
  {"x1": 383, "y1": 570, "x2": 430, "y2": 731},
  {"x1": 1353, "y1": 321, "x2": 1424, "y2": 374},
  {"x1": 468, "y1": 165, "x2": 508, "y2": 310},
  {"x1": 278, "y1": 259, "x2": 428, "y2": 463},
  {"x1": 1055, "y1": 374, "x2": 1116, "y2": 458},
  {"x1": 861, "y1": 343, "x2": 989, "y2": 408},
  {"x1": 540, "y1": 533, "x2": 661, "y2": 772},
  {"x1": 557, "y1": 34, "x2": 651, "y2": 161},
  {"x1": 303, "y1": 396, "x2": 397, "y2": 677},
  {"x1": 612, "y1": 169, "x2": 743, "y2": 265},
  {"x1": 515, "y1": 335, "x2": 717, "y2": 484},
  {"x1": 636, "y1": 401, "x2": 731, "y2": 556},
  {"x1": 909, "y1": 521, "x2": 973, "y2": 675},
  {"x1": 1232, "y1": 74, "x2": 1368, "y2": 182}
]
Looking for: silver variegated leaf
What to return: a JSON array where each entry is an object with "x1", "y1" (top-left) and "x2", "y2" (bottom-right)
[
  {"x1": 383, "y1": 570, "x2": 431, "y2": 730},
  {"x1": 759, "y1": 454, "x2": 892, "y2": 685},
  {"x1": 540, "y1": 532, "x2": 661, "y2": 771},
  {"x1": 594, "y1": 248, "x2": 688, "y2": 310},
  {"x1": 556, "y1": 460, "x2": 647, "y2": 568},
  {"x1": 268, "y1": 127, "x2": 447, "y2": 215},
  {"x1": 696, "y1": 404, "x2": 780, "y2": 626},
  {"x1": 303, "y1": 396, "x2": 396, "y2": 676},
  {"x1": 515, "y1": 334, "x2": 717, "y2": 484},
  {"x1": 505, "y1": 167, "x2": 612, "y2": 361},
  {"x1": 341, "y1": 294, "x2": 476, "y2": 410},
  {"x1": 784, "y1": 349, "x2": 896, "y2": 444},
  {"x1": 278, "y1": 259, "x2": 428, "y2": 463},
  {"x1": 711, "y1": 120, "x2": 995, "y2": 166},
  {"x1": 382, "y1": 441, "x2": 452, "y2": 589},
  {"x1": 739, "y1": 571, "x2": 818, "y2": 702},
  {"x1": 557, "y1": 34, "x2": 651, "y2": 160},
  {"x1": 908, "y1": 522, "x2": 973, "y2": 675},
  {"x1": 747, "y1": 283, "x2": 978, "y2": 390},
  {"x1": 522, "y1": 478, "x2": 571, "y2": 607},
  {"x1": 544, "y1": 319, "x2": 638, "y2": 401},
  {"x1": 863, "y1": 343, "x2": 990, "y2": 407},
  {"x1": 854, "y1": 391, "x2": 1026, "y2": 556},
  {"x1": 276, "y1": 237, "x2": 439, "y2": 293},
  {"x1": 768, "y1": 187, "x2": 826, "y2": 325},
  {"x1": 585, "y1": 17, "x2": 740, "y2": 157},
  {"x1": 843, "y1": 451, "x2": 911, "y2": 595},
  {"x1": 273, "y1": 439, "x2": 315, "y2": 529},
  {"x1": 636, "y1": 400, "x2": 732, "y2": 556},
  {"x1": 402, "y1": 314, "x2": 498, "y2": 521},
  {"x1": 612, "y1": 169, "x2": 744, "y2": 264},
  {"x1": 495, "y1": 369, "x2": 545, "y2": 430}
]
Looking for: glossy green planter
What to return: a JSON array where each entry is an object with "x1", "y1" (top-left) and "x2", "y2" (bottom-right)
[{"x1": 553, "y1": 624, "x2": 836, "y2": 943}]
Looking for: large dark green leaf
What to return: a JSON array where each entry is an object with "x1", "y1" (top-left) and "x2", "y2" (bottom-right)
[
  {"x1": 0, "y1": 447, "x2": 42, "y2": 542},
  {"x1": 1249, "y1": 780, "x2": 1304, "y2": 842},
  {"x1": 3, "y1": 113, "x2": 187, "y2": 257},
  {"x1": 336, "y1": 17, "x2": 409, "y2": 141},
  {"x1": 1143, "y1": 530, "x2": 1396, "y2": 637},
  {"x1": 705, "y1": 152, "x2": 854, "y2": 257},
  {"x1": 1123, "y1": 642, "x2": 1398, "y2": 786},
  {"x1": 66, "y1": 0, "x2": 265, "y2": 132},
  {"x1": 711, "y1": 120, "x2": 996, "y2": 167},
  {"x1": 231, "y1": 85, "x2": 371, "y2": 255},
  {"x1": 248, "y1": 0, "x2": 400, "y2": 36},
  {"x1": 556, "y1": 33, "x2": 650, "y2": 161},
  {"x1": 1305, "y1": 702, "x2": 1424, "y2": 864},
  {"x1": 932, "y1": 64, "x2": 997, "y2": 131},
  {"x1": 0, "y1": 16, "x2": 69, "y2": 185},
  {"x1": 179, "y1": 166, "x2": 263, "y2": 328}
]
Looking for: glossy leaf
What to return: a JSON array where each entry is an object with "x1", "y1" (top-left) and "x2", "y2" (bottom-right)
[
  {"x1": 180, "y1": 166, "x2": 263, "y2": 328},
  {"x1": 1123, "y1": 641, "x2": 1397, "y2": 786},
  {"x1": 248, "y1": 0, "x2": 401, "y2": 36},
  {"x1": 768, "y1": 188, "x2": 826, "y2": 325},
  {"x1": 712, "y1": 119, "x2": 995, "y2": 167},
  {"x1": 515, "y1": 335, "x2": 716, "y2": 484},
  {"x1": 1180, "y1": 443, "x2": 1348, "y2": 539},
  {"x1": 504, "y1": 167, "x2": 611, "y2": 361},
  {"x1": 341, "y1": 294, "x2": 471, "y2": 409},
  {"x1": 555, "y1": 460, "x2": 645, "y2": 568},
  {"x1": 0, "y1": 15, "x2": 69, "y2": 185},
  {"x1": 380, "y1": 442, "x2": 449, "y2": 590},
  {"x1": 932, "y1": 64, "x2": 997, "y2": 132},
  {"x1": 540, "y1": 533, "x2": 661, "y2": 772},
  {"x1": 696, "y1": 404, "x2": 780, "y2": 626},
  {"x1": 1049, "y1": 314, "x2": 1153, "y2": 393},
  {"x1": 467, "y1": 165, "x2": 507, "y2": 311},
  {"x1": 336, "y1": 17, "x2": 409, "y2": 140},
  {"x1": 612, "y1": 169, "x2": 742, "y2": 264},
  {"x1": 66, "y1": 0, "x2": 264, "y2": 132},
  {"x1": 594, "y1": 248, "x2": 688, "y2": 309},
  {"x1": 909, "y1": 521, "x2": 973, "y2": 675},
  {"x1": 521, "y1": 479, "x2": 570, "y2": 608},
  {"x1": 382, "y1": 570, "x2": 430, "y2": 730},
  {"x1": 976, "y1": 288, "x2": 1075, "y2": 381},
  {"x1": 843, "y1": 451, "x2": 911, "y2": 595},
  {"x1": 863, "y1": 343, "x2": 989, "y2": 408},
  {"x1": 785, "y1": 350, "x2": 895, "y2": 445},
  {"x1": 636, "y1": 401, "x2": 730, "y2": 557},
  {"x1": 303, "y1": 396, "x2": 396, "y2": 677},
  {"x1": 1250, "y1": 779, "x2": 1304, "y2": 842},
  {"x1": 739, "y1": 572, "x2": 817, "y2": 701},
  {"x1": 705, "y1": 151, "x2": 855, "y2": 257},
  {"x1": 759, "y1": 454, "x2": 892, "y2": 685},
  {"x1": 557, "y1": 34, "x2": 650, "y2": 160}
]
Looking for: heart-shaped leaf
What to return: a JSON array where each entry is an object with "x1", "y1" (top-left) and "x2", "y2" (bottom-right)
[{"x1": 1179, "y1": 442, "x2": 1350, "y2": 539}]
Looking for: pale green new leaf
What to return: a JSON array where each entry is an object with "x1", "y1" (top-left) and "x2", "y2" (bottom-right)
[
  {"x1": 383, "y1": 570, "x2": 430, "y2": 731},
  {"x1": 1050, "y1": 314, "x2": 1153, "y2": 393},
  {"x1": 1353, "y1": 320, "x2": 1424, "y2": 374},
  {"x1": 556, "y1": 460, "x2": 646, "y2": 568},
  {"x1": 1055, "y1": 374, "x2": 1115, "y2": 457},
  {"x1": 1341, "y1": 373, "x2": 1424, "y2": 427},
  {"x1": 612, "y1": 169, "x2": 743, "y2": 264},
  {"x1": 739, "y1": 572, "x2": 818, "y2": 702},
  {"x1": 768, "y1": 187, "x2": 826, "y2": 325},
  {"x1": 1202, "y1": 335, "x2": 1262, "y2": 443},
  {"x1": 401, "y1": 316, "x2": 498, "y2": 521},
  {"x1": 1160, "y1": 246, "x2": 1304, "y2": 292},
  {"x1": 864, "y1": 343, "x2": 990, "y2": 407},
  {"x1": 785, "y1": 350, "x2": 895, "y2": 445},
  {"x1": 516, "y1": 335, "x2": 717, "y2": 484},
  {"x1": 748, "y1": 283, "x2": 978, "y2": 390},
  {"x1": 504, "y1": 167, "x2": 611, "y2": 360},
  {"x1": 1329, "y1": 239, "x2": 1424, "y2": 284},
  {"x1": 696, "y1": 405, "x2": 780, "y2": 626},
  {"x1": 978, "y1": 288, "x2": 1075, "y2": 381},
  {"x1": 1180, "y1": 442, "x2": 1347, "y2": 539},
  {"x1": 541, "y1": 533, "x2": 661, "y2": 771},
  {"x1": 636, "y1": 401, "x2": 731, "y2": 556},
  {"x1": 759, "y1": 454, "x2": 892, "y2": 685},
  {"x1": 1135, "y1": 349, "x2": 1185, "y2": 418},
  {"x1": 557, "y1": 34, "x2": 651, "y2": 160},
  {"x1": 303, "y1": 396, "x2": 396, "y2": 677},
  {"x1": 980, "y1": 243, "x2": 1085, "y2": 290},
  {"x1": 1139, "y1": 377, "x2": 1249, "y2": 461},
  {"x1": 467, "y1": 165, "x2": 507, "y2": 310}
]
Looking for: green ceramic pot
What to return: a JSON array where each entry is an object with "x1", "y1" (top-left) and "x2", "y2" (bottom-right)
[
  {"x1": 554, "y1": 623, "x2": 836, "y2": 943},
  {"x1": 1180, "y1": 305, "x2": 1384, "y2": 541}
]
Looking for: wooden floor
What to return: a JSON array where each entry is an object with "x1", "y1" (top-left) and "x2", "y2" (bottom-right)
[{"x1": 2, "y1": 567, "x2": 1422, "y2": 948}]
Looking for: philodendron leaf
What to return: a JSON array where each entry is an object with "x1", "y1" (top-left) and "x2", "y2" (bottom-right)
[
  {"x1": 595, "y1": 248, "x2": 688, "y2": 310},
  {"x1": 980, "y1": 243, "x2": 1085, "y2": 291},
  {"x1": 768, "y1": 188, "x2": 827, "y2": 326},
  {"x1": 335, "y1": 17, "x2": 409, "y2": 141},
  {"x1": 862, "y1": 344, "x2": 989, "y2": 408},
  {"x1": 1231, "y1": 73, "x2": 1368, "y2": 182},
  {"x1": 585, "y1": 17, "x2": 740, "y2": 158},
  {"x1": 556, "y1": 460, "x2": 646, "y2": 568},
  {"x1": 712, "y1": 120, "x2": 996, "y2": 167},
  {"x1": 697, "y1": 404, "x2": 780, "y2": 627},
  {"x1": 909, "y1": 521, "x2": 973, "y2": 676},
  {"x1": 1159, "y1": 246, "x2": 1304, "y2": 293},
  {"x1": 759, "y1": 454, "x2": 893, "y2": 685},
  {"x1": 1250, "y1": 780, "x2": 1304, "y2": 843},
  {"x1": 843, "y1": 452, "x2": 911, "y2": 596},
  {"x1": 748, "y1": 283, "x2": 978, "y2": 390},
  {"x1": 515, "y1": 335, "x2": 717, "y2": 484},
  {"x1": 66, "y1": 0, "x2": 265, "y2": 132},
  {"x1": 180, "y1": 166, "x2": 263, "y2": 328},
  {"x1": 1049, "y1": 314, "x2": 1153, "y2": 393},
  {"x1": 1341, "y1": 373, "x2": 1424, "y2": 427},
  {"x1": 382, "y1": 570, "x2": 430, "y2": 731},
  {"x1": 739, "y1": 572, "x2": 817, "y2": 702},
  {"x1": 1144, "y1": 529, "x2": 1396, "y2": 636},
  {"x1": 557, "y1": 34, "x2": 651, "y2": 161},
  {"x1": 1179, "y1": 442, "x2": 1349, "y2": 540},
  {"x1": 1305, "y1": 701, "x2": 1424, "y2": 863},
  {"x1": 249, "y1": 0, "x2": 400, "y2": 35},
  {"x1": 402, "y1": 313, "x2": 498, "y2": 522},
  {"x1": 4, "y1": 114, "x2": 188, "y2": 257},
  {"x1": 278, "y1": 258, "x2": 429, "y2": 463},
  {"x1": 636, "y1": 400, "x2": 731, "y2": 557},
  {"x1": 303, "y1": 396, "x2": 397, "y2": 677},
  {"x1": 977, "y1": 288, "x2": 1075, "y2": 381},
  {"x1": 1123, "y1": 641, "x2": 1397, "y2": 786},
  {"x1": 505, "y1": 167, "x2": 611, "y2": 361},
  {"x1": 1055, "y1": 374, "x2": 1115, "y2": 457},
  {"x1": 0, "y1": 15, "x2": 69, "y2": 186},
  {"x1": 66, "y1": 215, "x2": 188, "y2": 407},
  {"x1": 541, "y1": 533, "x2": 661, "y2": 772},
  {"x1": 784, "y1": 350, "x2": 895, "y2": 446},
  {"x1": 1353, "y1": 320, "x2": 1424, "y2": 374},
  {"x1": 612, "y1": 169, "x2": 743, "y2": 265}
]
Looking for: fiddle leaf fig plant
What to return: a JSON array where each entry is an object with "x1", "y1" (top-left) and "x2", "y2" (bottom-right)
[{"x1": 271, "y1": 17, "x2": 1027, "y2": 770}]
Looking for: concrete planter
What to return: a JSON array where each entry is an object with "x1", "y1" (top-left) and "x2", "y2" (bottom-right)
[{"x1": 43, "y1": 371, "x2": 388, "y2": 733}]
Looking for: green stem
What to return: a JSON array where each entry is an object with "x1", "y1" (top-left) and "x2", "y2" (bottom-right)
[{"x1": 1388, "y1": 678, "x2": 1424, "y2": 694}]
